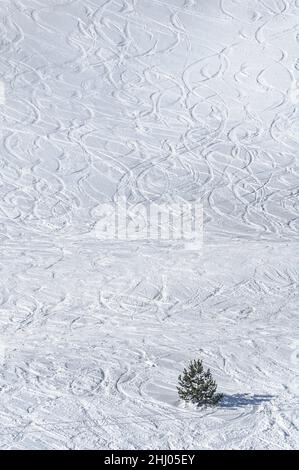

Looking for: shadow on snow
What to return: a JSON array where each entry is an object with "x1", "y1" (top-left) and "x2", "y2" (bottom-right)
[{"x1": 220, "y1": 393, "x2": 274, "y2": 408}]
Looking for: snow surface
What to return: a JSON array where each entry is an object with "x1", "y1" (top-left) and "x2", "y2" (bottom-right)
[{"x1": 0, "y1": 0, "x2": 298, "y2": 450}]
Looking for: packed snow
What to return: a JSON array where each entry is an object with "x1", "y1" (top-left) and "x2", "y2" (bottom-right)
[{"x1": 0, "y1": 0, "x2": 298, "y2": 450}]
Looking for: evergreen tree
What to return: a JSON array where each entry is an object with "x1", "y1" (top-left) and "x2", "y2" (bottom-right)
[{"x1": 177, "y1": 358, "x2": 223, "y2": 406}]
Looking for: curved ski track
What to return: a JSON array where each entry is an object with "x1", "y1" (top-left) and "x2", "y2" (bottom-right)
[{"x1": 0, "y1": 0, "x2": 298, "y2": 449}]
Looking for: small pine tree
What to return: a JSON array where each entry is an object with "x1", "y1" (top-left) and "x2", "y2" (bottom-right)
[{"x1": 177, "y1": 358, "x2": 223, "y2": 406}]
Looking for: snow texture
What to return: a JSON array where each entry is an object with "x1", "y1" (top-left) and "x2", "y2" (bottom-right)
[{"x1": 0, "y1": 0, "x2": 298, "y2": 449}]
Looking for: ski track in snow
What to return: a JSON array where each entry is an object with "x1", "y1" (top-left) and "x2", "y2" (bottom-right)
[{"x1": 0, "y1": 0, "x2": 298, "y2": 449}]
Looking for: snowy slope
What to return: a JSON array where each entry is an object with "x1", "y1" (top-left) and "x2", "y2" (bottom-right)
[{"x1": 0, "y1": 0, "x2": 298, "y2": 449}]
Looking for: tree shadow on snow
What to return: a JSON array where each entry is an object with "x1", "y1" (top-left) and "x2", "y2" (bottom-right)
[{"x1": 220, "y1": 393, "x2": 274, "y2": 409}]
